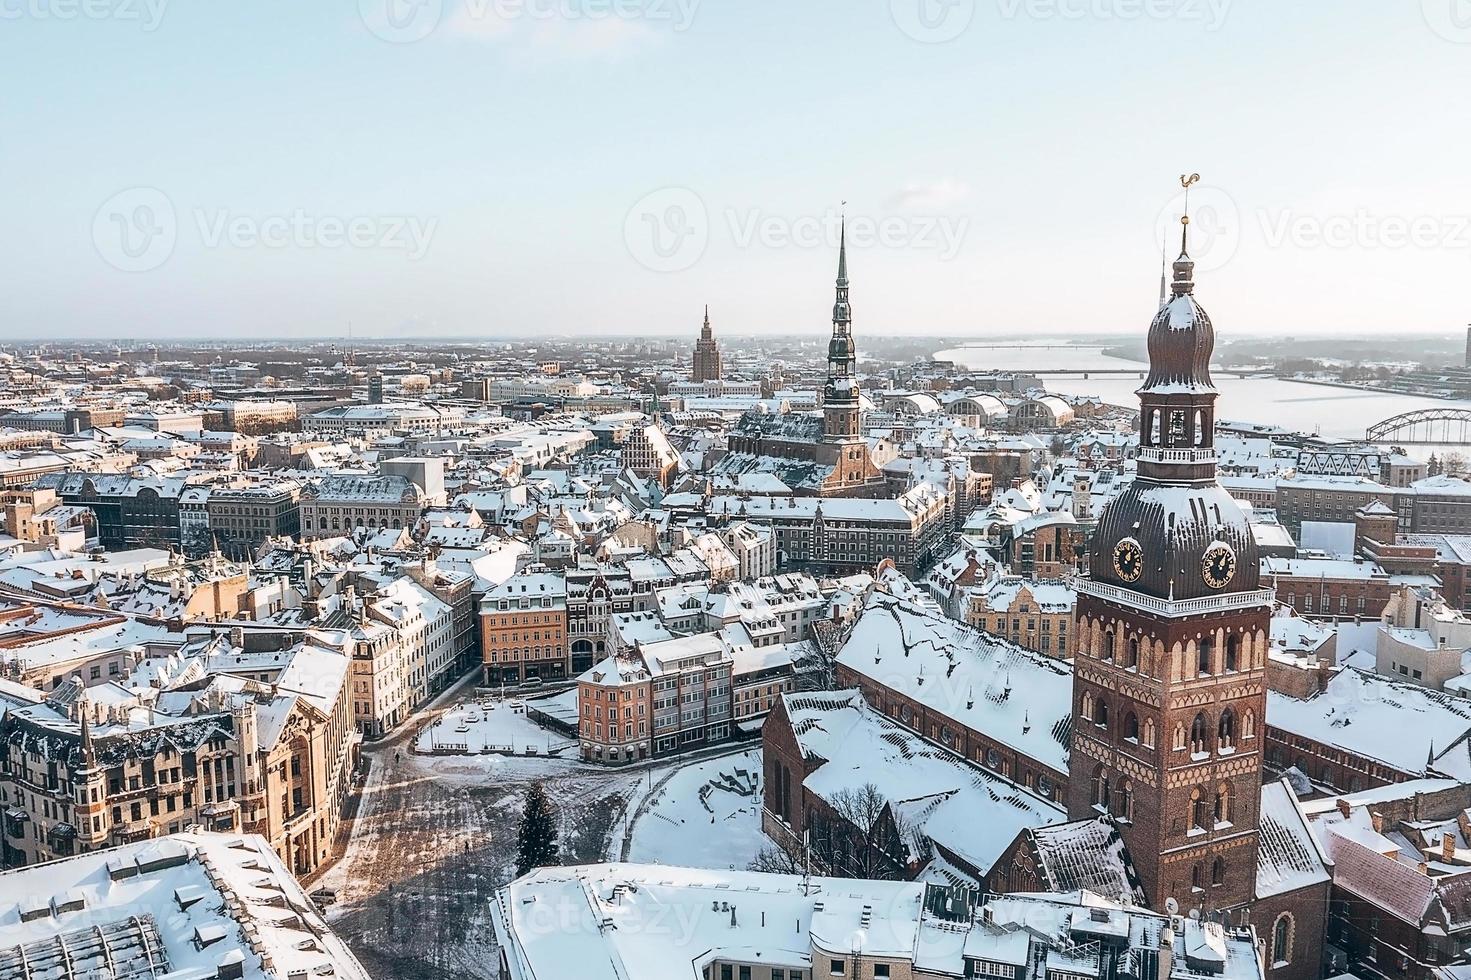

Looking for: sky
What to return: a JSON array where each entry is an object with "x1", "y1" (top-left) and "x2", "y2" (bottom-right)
[{"x1": 3, "y1": 0, "x2": 1470, "y2": 341}]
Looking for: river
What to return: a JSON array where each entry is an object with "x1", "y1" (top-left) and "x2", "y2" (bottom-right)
[{"x1": 935, "y1": 343, "x2": 1470, "y2": 448}]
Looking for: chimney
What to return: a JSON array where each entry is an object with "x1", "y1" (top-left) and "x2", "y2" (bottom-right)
[
  {"x1": 1443, "y1": 833, "x2": 1456, "y2": 862},
  {"x1": 1371, "y1": 811, "x2": 1385, "y2": 834},
  {"x1": 1336, "y1": 799, "x2": 1352, "y2": 819},
  {"x1": 1157, "y1": 925, "x2": 1175, "y2": 978}
]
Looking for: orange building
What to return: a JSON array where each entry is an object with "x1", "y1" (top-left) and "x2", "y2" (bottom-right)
[
  {"x1": 576, "y1": 657, "x2": 652, "y2": 764},
  {"x1": 479, "y1": 573, "x2": 568, "y2": 685}
]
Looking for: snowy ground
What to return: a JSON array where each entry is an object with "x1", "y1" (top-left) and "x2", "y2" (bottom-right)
[
  {"x1": 321, "y1": 680, "x2": 769, "y2": 980},
  {"x1": 414, "y1": 694, "x2": 576, "y2": 757},
  {"x1": 627, "y1": 748, "x2": 770, "y2": 871}
]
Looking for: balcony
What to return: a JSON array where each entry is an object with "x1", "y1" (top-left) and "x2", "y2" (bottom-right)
[
  {"x1": 1136, "y1": 446, "x2": 1218, "y2": 465},
  {"x1": 1076, "y1": 578, "x2": 1275, "y2": 618}
]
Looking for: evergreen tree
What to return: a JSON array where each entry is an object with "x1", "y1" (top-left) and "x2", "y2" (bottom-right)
[{"x1": 515, "y1": 781, "x2": 559, "y2": 877}]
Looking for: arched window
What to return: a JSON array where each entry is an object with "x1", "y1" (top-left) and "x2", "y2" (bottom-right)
[
  {"x1": 1126, "y1": 636, "x2": 1140, "y2": 670},
  {"x1": 1124, "y1": 712, "x2": 1140, "y2": 743},
  {"x1": 1190, "y1": 713, "x2": 1211, "y2": 755},
  {"x1": 1218, "y1": 709, "x2": 1236, "y2": 750},
  {"x1": 1190, "y1": 863, "x2": 1203, "y2": 891},
  {"x1": 1215, "y1": 783, "x2": 1232, "y2": 826},
  {"x1": 1271, "y1": 914, "x2": 1294, "y2": 967},
  {"x1": 1142, "y1": 719, "x2": 1157, "y2": 749},
  {"x1": 1095, "y1": 698, "x2": 1109, "y2": 729},
  {"x1": 1093, "y1": 765, "x2": 1111, "y2": 811},
  {"x1": 1081, "y1": 692, "x2": 1094, "y2": 721},
  {"x1": 1197, "y1": 635, "x2": 1214, "y2": 676},
  {"x1": 1225, "y1": 634, "x2": 1240, "y2": 672},
  {"x1": 1116, "y1": 779, "x2": 1133, "y2": 822},
  {"x1": 1211, "y1": 856, "x2": 1226, "y2": 886},
  {"x1": 1102, "y1": 630, "x2": 1115, "y2": 662},
  {"x1": 1242, "y1": 709, "x2": 1256, "y2": 740},
  {"x1": 1172, "y1": 722, "x2": 1187, "y2": 752},
  {"x1": 1190, "y1": 787, "x2": 1208, "y2": 830}
]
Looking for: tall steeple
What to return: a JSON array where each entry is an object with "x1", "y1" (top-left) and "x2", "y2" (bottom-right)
[
  {"x1": 1070, "y1": 175, "x2": 1270, "y2": 917},
  {"x1": 823, "y1": 214, "x2": 861, "y2": 444},
  {"x1": 1137, "y1": 173, "x2": 1217, "y2": 485}
]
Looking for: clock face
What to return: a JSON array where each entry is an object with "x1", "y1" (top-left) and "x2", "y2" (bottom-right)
[
  {"x1": 1112, "y1": 538, "x2": 1144, "y2": 583},
  {"x1": 1201, "y1": 543, "x2": 1236, "y2": 590}
]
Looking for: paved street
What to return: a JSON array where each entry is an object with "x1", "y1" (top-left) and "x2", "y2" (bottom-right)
[{"x1": 316, "y1": 680, "x2": 649, "y2": 980}]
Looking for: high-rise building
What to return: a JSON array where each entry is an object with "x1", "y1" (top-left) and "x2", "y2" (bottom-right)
[
  {"x1": 1070, "y1": 210, "x2": 1275, "y2": 915},
  {"x1": 690, "y1": 305, "x2": 723, "y2": 383}
]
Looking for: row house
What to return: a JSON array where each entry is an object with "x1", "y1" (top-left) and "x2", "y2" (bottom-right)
[
  {"x1": 480, "y1": 572, "x2": 568, "y2": 686},
  {"x1": 0, "y1": 646, "x2": 354, "y2": 877}
]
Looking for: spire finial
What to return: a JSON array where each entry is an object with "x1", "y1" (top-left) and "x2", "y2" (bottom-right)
[
  {"x1": 1170, "y1": 174, "x2": 1201, "y2": 297},
  {"x1": 836, "y1": 202, "x2": 849, "y2": 286},
  {"x1": 1179, "y1": 173, "x2": 1200, "y2": 256}
]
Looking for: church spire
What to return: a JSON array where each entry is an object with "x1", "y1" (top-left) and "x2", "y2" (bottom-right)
[
  {"x1": 832, "y1": 212, "x2": 851, "y2": 331},
  {"x1": 1171, "y1": 173, "x2": 1199, "y2": 297}
]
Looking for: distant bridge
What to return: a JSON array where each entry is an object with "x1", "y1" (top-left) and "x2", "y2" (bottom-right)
[
  {"x1": 1024, "y1": 368, "x2": 1267, "y2": 378},
  {"x1": 1366, "y1": 408, "x2": 1471, "y2": 444}
]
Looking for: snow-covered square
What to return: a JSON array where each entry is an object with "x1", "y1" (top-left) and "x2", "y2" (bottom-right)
[{"x1": 628, "y1": 748, "x2": 770, "y2": 870}]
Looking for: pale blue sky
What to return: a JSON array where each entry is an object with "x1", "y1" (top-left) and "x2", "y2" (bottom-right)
[{"x1": 3, "y1": 0, "x2": 1469, "y2": 340}]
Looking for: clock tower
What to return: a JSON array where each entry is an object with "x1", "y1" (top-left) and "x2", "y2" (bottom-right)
[{"x1": 1068, "y1": 183, "x2": 1274, "y2": 916}]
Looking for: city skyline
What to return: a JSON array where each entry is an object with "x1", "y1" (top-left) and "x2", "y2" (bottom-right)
[{"x1": 4, "y1": 1, "x2": 1470, "y2": 338}]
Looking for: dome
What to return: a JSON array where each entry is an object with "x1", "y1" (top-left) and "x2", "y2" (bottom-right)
[
  {"x1": 1088, "y1": 480, "x2": 1259, "y2": 601},
  {"x1": 1140, "y1": 253, "x2": 1216, "y2": 394}
]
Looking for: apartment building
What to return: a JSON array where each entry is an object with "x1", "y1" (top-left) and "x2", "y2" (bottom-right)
[{"x1": 480, "y1": 572, "x2": 568, "y2": 685}]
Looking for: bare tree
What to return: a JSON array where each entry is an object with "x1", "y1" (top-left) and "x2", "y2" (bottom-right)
[
  {"x1": 804, "y1": 784, "x2": 915, "y2": 881},
  {"x1": 748, "y1": 844, "x2": 805, "y2": 875}
]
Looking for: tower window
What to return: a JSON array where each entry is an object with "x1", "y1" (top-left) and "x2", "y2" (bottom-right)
[
  {"x1": 1094, "y1": 698, "x2": 1109, "y2": 729},
  {"x1": 1126, "y1": 636, "x2": 1140, "y2": 670},
  {"x1": 1190, "y1": 788, "x2": 1208, "y2": 831},
  {"x1": 1211, "y1": 856, "x2": 1225, "y2": 886},
  {"x1": 1124, "y1": 712, "x2": 1139, "y2": 743},
  {"x1": 1215, "y1": 784, "x2": 1232, "y2": 825},
  {"x1": 1218, "y1": 710, "x2": 1236, "y2": 750},
  {"x1": 1225, "y1": 634, "x2": 1240, "y2": 672},
  {"x1": 1169, "y1": 411, "x2": 1186, "y2": 445},
  {"x1": 1197, "y1": 636, "x2": 1214, "y2": 676},
  {"x1": 1190, "y1": 714, "x2": 1210, "y2": 756}
]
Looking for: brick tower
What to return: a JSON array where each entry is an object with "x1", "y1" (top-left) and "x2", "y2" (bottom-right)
[{"x1": 1069, "y1": 188, "x2": 1274, "y2": 916}]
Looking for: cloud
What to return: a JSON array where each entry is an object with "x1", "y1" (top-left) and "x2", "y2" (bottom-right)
[{"x1": 888, "y1": 178, "x2": 973, "y2": 211}]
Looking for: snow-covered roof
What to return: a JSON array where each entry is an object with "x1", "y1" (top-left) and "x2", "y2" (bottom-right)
[
  {"x1": 782, "y1": 689, "x2": 1062, "y2": 876},
  {"x1": 491, "y1": 862, "x2": 1266, "y2": 980},
  {"x1": 0, "y1": 832, "x2": 370, "y2": 980},
  {"x1": 1268, "y1": 667, "x2": 1471, "y2": 776},
  {"x1": 835, "y1": 591, "x2": 1073, "y2": 773}
]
